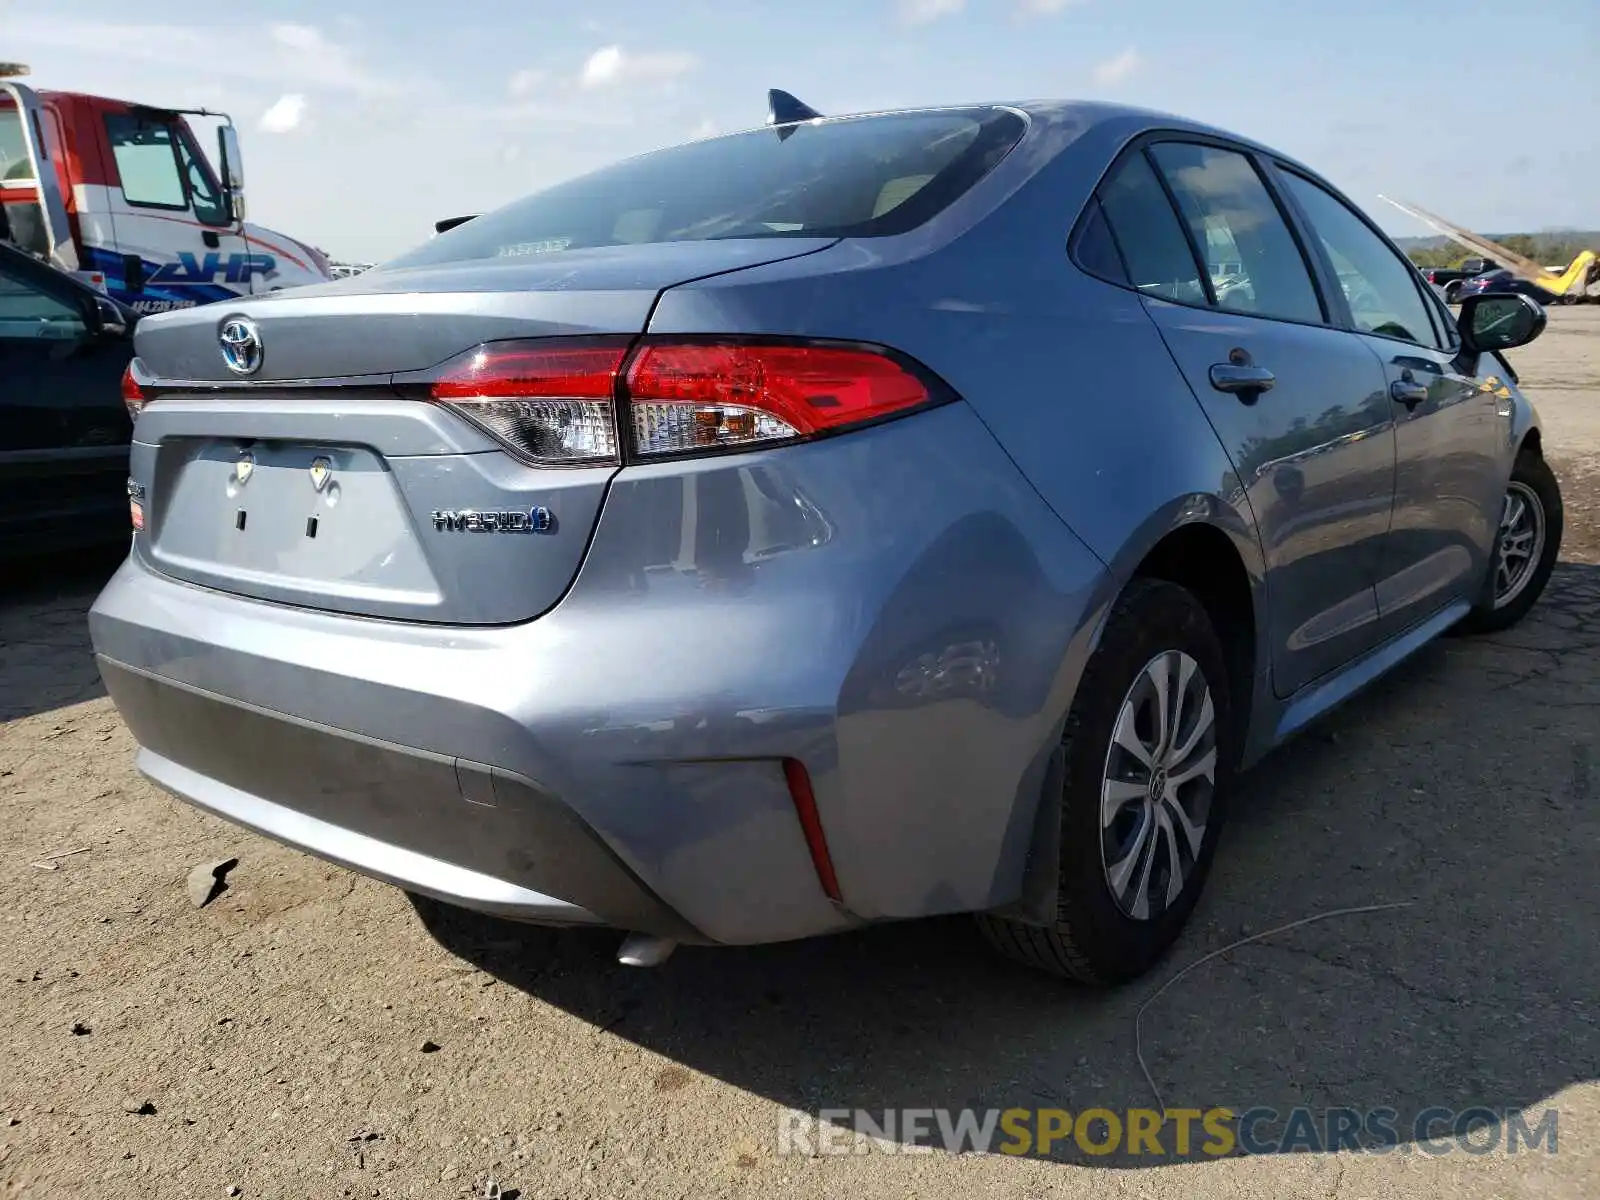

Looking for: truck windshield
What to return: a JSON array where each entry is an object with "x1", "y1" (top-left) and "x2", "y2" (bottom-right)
[{"x1": 385, "y1": 107, "x2": 1026, "y2": 269}]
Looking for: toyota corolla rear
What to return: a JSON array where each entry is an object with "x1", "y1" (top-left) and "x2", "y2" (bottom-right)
[{"x1": 88, "y1": 105, "x2": 1111, "y2": 952}]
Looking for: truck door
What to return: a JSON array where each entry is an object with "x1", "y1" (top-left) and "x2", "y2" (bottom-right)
[{"x1": 99, "y1": 111, "x2": 249, "y2": 313}]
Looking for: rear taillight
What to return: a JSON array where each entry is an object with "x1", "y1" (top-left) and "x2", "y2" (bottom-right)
[
  {"x1": 121, "y1": 362, "x2": 147, "y2": 419},
  {"x1": 417, "y1": 337, "x2": 941, "y2": 466},
  {"x1": 428, "y1": 340, "x2": 629, "y2": 465},
  {"x1": 624, "y1": 342, "x2": 932, "y2": 458}
]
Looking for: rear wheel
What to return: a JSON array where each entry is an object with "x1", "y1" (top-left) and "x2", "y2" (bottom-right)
[
  {"x1": 1455, "y1": 450, "x2": 1563, "y2": 634},
  {"x1": 978, "y1": 580, "x2": 1233, "y2": 985}
]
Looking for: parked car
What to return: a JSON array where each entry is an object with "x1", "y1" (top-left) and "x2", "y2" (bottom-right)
[
  {"x1": 90, "y1": 99, "x2": 1562, "y2": 985},
  {"x1": 1456, "y1": 268, "x2": 1559, "y2": 306},
  {"x1": 0, "y1": 241, "x2": 136, "y2": 558},
  {"x1": 1419, "y1": 259, "x2": 1499, "y2": 303}
]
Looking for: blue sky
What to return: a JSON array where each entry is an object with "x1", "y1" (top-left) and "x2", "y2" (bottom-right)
[{"x1": 9, "y1": 0, "x2": 1598, "y2": 262}]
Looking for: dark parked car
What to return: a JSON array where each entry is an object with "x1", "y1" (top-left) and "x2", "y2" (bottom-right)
[
  {"x1": 91, "y1": 99, "x2": 1561, "y2": 985},
  {"x1": 1456, "y1": 268, "x2": 1558, "y2": 306},
  {"x1": 1419, "y1": 259, "x2": 1500, "y2": 304},
  {"x1": 0, "y1": 242, "x2": 136, "y2": 557}
]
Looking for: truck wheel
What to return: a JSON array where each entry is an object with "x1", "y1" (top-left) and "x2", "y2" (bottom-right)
[{"x1": 977, "y1": 579, "x2": 1233, "y2": 985}]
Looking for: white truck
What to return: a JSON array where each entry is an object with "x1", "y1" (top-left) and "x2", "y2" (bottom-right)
[{"x1": 2, "y1": 65, "x2": 332, "y2": 313}]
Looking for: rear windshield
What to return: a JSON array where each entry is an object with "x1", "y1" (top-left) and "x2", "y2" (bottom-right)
[{"x1": 385, "y1": 107, "x2": 1026, "y2": 269}]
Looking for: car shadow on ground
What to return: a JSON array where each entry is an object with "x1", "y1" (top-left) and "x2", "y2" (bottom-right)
[
  {"x1": 415, "y1": 561, "x2": 1600, "y2": 1167},
  {"x1": 0, "y1": 547, "x2": 123, "y2": 721}
]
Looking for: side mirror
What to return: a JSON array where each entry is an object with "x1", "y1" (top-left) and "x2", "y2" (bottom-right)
[
  {"x1": 87, "y1": 294, "x2": 130, "y2": 339},
  {"x1": 1458, "y1": 292, "x2": 1545, "y2": 354},
  {"x1": 217, "y1": 124, "x2": 246, "y2": 223}
]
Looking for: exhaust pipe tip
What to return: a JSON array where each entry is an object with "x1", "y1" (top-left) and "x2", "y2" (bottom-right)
[{"x1": 617, "y1": 933, "x2": 678, "y2": 968}]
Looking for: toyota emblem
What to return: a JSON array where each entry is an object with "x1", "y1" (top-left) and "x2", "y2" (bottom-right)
[{"x1": 218, "y1": 316, "x2": 263, "y2": 376}]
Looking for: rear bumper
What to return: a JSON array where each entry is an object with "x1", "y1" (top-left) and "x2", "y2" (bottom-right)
[
  {"x1": 89, "y1": 402, "x2": 1110, "y2": 945},
  {"x1": 100, "y1": 657, "x2": 679, "y2": 935}
]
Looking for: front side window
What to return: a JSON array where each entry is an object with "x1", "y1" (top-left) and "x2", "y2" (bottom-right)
[
  {"x1": 385, "y1": 107, "x2": 1026, "y2": 269},
  {"x1": 0, "y1": 266, "x2": 85, "y2": 339},
  {"x1": 0, "y1": 108, "x2": 35, "y2": 183},
  {"x1": 1279, "y1": 172, "x2": 1440, "y2": 348},
  {"x1": 1095, "y1": 152, "x2": 1205, "y2": 304},
  {"x1": 105, "y1": 115, "x2": 187, "y2": 210},
  {"x1": 1148, "y1": 142, "x2": 1323, "y2": 325},
  {"x1": 175, "y1": 126, "x2": 227, "y2": 226}
]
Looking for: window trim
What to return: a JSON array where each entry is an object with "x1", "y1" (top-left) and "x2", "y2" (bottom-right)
[
  {"x1": 104, "y1": 113, "x2": 191, "y2": 213},
  {"x1": 1067, "y1": 129, "x2": 1335, "y2": 332},
  {"x1": 1270, "y1": 162, "x2": 1455, "y2": 352}
]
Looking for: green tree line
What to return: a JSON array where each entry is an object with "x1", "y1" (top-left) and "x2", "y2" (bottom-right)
[{"x1": 1408, "y1": 234, "x2": 1597, "y2": 270}]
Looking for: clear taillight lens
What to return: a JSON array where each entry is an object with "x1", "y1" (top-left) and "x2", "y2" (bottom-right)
[
  {"x1": 624, "y1": 342, "x2": 933, "y2": 458},
  {"x1": 428, "y1": 341, "x2": 628, "y2": 465}
]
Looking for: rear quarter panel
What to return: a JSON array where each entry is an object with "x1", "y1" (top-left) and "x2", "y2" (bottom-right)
[{"x1": 643, "y1": 111, "x2": 1268, "y2": 916}]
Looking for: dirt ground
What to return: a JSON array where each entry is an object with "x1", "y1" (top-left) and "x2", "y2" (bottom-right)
[{"x1": 3, "y1": 310, "x2": 1599, "y2": 1200}]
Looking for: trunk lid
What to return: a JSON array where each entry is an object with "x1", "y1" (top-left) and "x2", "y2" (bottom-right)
[{"x1": 127, "y1": 239, "x2": 834, "y2": 624}]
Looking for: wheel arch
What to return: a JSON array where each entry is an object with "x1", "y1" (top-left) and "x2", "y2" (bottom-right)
[{"x1": 1007, "y1": 504, "x2": 1266, "y2": 925}]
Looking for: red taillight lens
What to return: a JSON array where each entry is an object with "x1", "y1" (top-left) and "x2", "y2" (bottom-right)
[
  {"x1": 121, "y1": 362, "x2": 147, "y2": 419},
  {"x1": 429, "y1": 341, "x2": 628, "y2": 465},
  {"x1": 624, "y1": 342, "x2": 933, "y2": 457}
]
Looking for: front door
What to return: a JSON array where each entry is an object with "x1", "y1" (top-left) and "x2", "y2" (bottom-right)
[
  {"x1": 0, "y1": 252, "x2": 133, "y2": 554},
  {"x1": 97, "y1": 111, "x2": 250, "y2": 315},
  {"x1": 1096, "y1": 140, "x2": 1396, "y2": 698},
  {"x1": 1276, "y1": 171, "x2": 1505, "y2": 637}
]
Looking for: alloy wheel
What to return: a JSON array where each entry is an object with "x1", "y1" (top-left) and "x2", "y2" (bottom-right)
[
  {"x1": 1100, "y1": 650, "x2": 1217, "y2": 920},
  {"x1": 1493, "y1": 481, "x2": 1546, "y2": 609}
]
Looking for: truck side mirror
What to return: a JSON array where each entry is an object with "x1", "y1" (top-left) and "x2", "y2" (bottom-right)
[{"x1": 217, "y1": 124, "x2": 246, "y2": 223}]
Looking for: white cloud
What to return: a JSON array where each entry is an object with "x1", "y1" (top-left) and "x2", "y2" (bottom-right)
[
  {"x1": 690, "y1": 117, "x2": 718, "y2": 139},
  {"x1": 259, "y1": 93, "x2": 307, "y2": 134},
  {"x1": 897, "y1": 0, "x2": 964, "y2": 23},
  {"x1": 8, "y1": 15, "x2": 399, "y2": 99},
  {"x1": 507, "y1": 68, "x2": 545, "y2": 98},
  {"x1": 1018, "y1": 0, "x2": 1085, "y2": 13},
  {"x1": 1092, "y1": 47, "x2": 1143, "y2": 85},
  {"x1": 579, "y1": 45, "x2": 696, "y2": 89}
]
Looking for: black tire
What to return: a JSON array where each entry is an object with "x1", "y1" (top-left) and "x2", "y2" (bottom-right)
[
  {"x1": 977, "y1": 579, "x2": 1234, "y2": 985},
  {"x1": 1455, "y1": 450, "x2": 1563, "y2": 635},
  {"x1": 1444, "y1": 282, "x2": 1461, "y2": 305}
]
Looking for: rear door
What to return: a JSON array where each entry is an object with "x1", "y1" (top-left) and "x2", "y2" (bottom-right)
[
  {"x1": 1097, "y1": 140, "x2": 1396, "y2": 697},
  {"x1": 99, "y1": 111, "x2": 249, "y2": 313},
  {"x1": 0, "y1": 249, "x2": 133, "y2": 552},
  {"x1": 1275, "y1": 170, "x2": 1503, "y2": 637}
]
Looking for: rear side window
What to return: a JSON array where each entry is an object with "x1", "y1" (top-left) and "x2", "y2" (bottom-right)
[
  {"x1": 105, "y1": 115, "x2": 187, "y2": 210},
  {"x1": 1095, "y1": 153, "x2": 1205, "y2": 304},
  {"x1": 1073, "y1": 198, "x2": 1128, "y2": 285},
  {"x1": 1148, "y1": 143, "x2": 1323, "y2": 325},
  {"x1": 387, "y1": 108, "x2": 1026, "y2": 269},
  {"x1": 1279, "y1": 172, "x2": 1440, "y2": 347}
]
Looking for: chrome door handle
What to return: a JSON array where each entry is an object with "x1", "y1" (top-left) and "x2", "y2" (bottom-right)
[
  {"x1": 1209, "y1": 363, "x2": 1276, "y2": 395},
  {"x1": 1390, "y1": 376, "x2": 1428, "y2": 407}
]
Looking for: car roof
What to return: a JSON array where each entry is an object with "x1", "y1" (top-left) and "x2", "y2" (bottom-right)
[{"x1": 764, "y1": 98, "x2": 1325, "y2": 183}]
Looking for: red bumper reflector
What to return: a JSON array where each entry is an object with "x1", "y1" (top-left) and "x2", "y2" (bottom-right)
[{"x1": 782, "y1": 758, "x2": 842, "y2": 904}]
